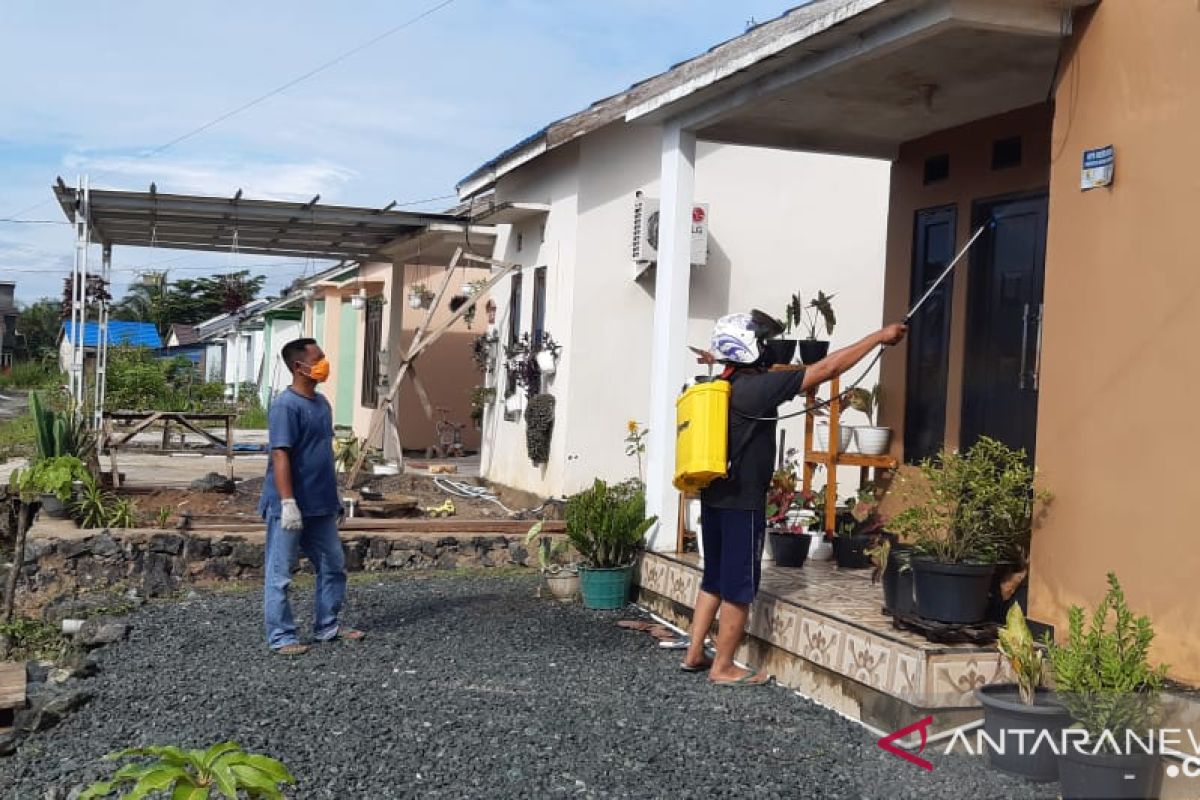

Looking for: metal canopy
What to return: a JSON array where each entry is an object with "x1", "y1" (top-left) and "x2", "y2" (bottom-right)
[{"x1": 53, "y1": 179, "x2": 466, "y2": 261}]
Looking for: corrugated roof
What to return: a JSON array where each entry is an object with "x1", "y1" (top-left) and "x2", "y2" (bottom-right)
[
  {"x1": 168, "y1": 323, "x2": 200, "y2": 346},
  {"x1": 61, "y1": 320, "x2": 162, "y2": 349}
]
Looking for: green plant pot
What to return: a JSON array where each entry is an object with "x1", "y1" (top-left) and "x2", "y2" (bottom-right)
[
  {"x1": 579, "y1": 565, "x2": 633, "y2": 610},
  {"x1": 39, "y1": 493, "x2": 70, "y2": 519}
]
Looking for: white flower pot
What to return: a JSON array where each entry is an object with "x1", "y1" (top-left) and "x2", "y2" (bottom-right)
[
  {"x1": 785, "y1": 509, "x2": 817, "y2": 530},
  {"x1": 808, "y1": 533, "x2": 833, "y2": 561},
  {"x1": 504, "y1": 394, "x2": 522, "y2": 415},
  {"x1": 408, "y1": 294, "x2": 424, "y2": 309},
  {"x1": 535, "y1": 350, "x2": 557, "y2": 374},
  {"x1": 853, "y1": 426, "x2": 892, "y2": 456},
  {"x1": 815, "y1": 424, "x2": 851, "y2": 454}
]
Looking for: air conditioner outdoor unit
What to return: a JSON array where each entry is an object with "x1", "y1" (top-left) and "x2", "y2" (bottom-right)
[{"x1": 631, "y1": 195, "x2": 709, "y2": 275}]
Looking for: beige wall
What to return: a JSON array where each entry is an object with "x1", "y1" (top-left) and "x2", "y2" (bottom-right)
[
  {"x1": 1030, "y1": 2, "x2": 1200, "y2": 683},
  {"x1": 878, "y1": 104, "x2": 1052, "y2": 452}
]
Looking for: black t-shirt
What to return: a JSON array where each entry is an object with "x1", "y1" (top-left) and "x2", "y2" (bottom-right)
[{"x1": 700, "y1": 369, "x2": 805, "y2": 511}]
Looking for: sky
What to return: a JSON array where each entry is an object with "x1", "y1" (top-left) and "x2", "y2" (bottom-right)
[{"x1": 0, "y1": 0, "x2": 801, "y2": 306}]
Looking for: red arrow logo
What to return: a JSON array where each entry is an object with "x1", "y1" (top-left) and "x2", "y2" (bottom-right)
[{"x1": 877, "y1": 716, "x2": 934, "y2": 771}]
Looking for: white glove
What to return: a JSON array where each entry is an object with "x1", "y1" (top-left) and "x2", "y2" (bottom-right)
[{"x1": 280, "y1": 499, "x2": 304, "y2": 531}]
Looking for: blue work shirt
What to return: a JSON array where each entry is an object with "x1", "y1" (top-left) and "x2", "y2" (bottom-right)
[{"x1": 257, "y1": 388, "x2": 341, "y2": 519}]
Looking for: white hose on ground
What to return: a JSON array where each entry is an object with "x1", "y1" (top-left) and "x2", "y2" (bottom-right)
[{"x1": 432, "y1": 476, "x2": 520, "y2": 516}]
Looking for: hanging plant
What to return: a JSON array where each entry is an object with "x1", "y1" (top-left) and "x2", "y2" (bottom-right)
[
  {"x1": 471, "y1": 331, "x2": 499, "y2": 373},
  {"x1": 408, "y1": 283, "x2": 435, "y2": 309},
  {"x1": 524, "y1": 393, "x2": 556, "y2": 465}
]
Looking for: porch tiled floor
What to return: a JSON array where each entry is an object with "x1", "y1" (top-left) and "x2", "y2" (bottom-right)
[{"x1": 637, "y1": 552, "x2": 1009, "y2": 718}]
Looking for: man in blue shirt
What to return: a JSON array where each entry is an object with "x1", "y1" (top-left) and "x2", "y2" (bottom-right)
[{"x1": 258, "y1": 337, "x2": 364, "y2": 655}]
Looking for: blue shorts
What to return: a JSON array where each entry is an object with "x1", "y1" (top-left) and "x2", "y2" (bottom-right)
[{"x1": 699, "y1": 505, "x2": 765, "y2": 605}]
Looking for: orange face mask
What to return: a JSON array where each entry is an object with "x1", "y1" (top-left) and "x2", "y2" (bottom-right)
[{"x1": 306, "y1": 358, "x2": 331, "y2": 383}]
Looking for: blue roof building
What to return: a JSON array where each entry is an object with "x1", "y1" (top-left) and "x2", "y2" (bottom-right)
[{"x1": 60, "y1": 320, "x2": 162, "y2": 349}]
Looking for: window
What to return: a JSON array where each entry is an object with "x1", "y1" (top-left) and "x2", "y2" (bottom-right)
[
  {"x1": 991, "y1": 136, "x2": 1022, "y2": 170},
  {"x1": 361, "y1": 298, "x2": 383, "y2": 407},
  {"x1": 531, "y1": 267, "x2": 547, "y2": 348},
  {"x1": 923, "y1": 154, "x2": 949, "y2": 185},
  {"x1": 505, "y1": 272, "x2": 523, "y2": 399}
]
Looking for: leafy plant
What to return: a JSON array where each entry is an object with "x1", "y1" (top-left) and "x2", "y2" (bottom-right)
[
  {"x1": 471, "y1": 331, "x2": 499, "y2": 373},
  {"x1": 0, "y1": 360, "x2": 61, "y2": 390},
  {"x1": 865, "y1": 537, "x2": 891, "y2": 584},
  {"x1": 888, "y1": 437, "x2": 1046, "y2": 564},
  {"x1": 408, "y1": 282, "x2": 435, "y2": 306},
  {"x1": 998, "y1": 604, "x2": 1044, "y2": 706},
  {"x1": 469, "y1": 386, "x2": 495, "y2": 424},
  {"x1": 107, "y1": 497, "x2": 136, "y2": 529},
  {"x1": 156, "y1": 505, "x2": 173, "y2": 529},
  {"x1": 332, "y1": 434, "x2": 362, "y2": 474},
  {"x1": 0, "y1": 410, "x2": 36, "y2": 463},
  {"x1": 1046, "y1": 573, "x2": 1167, "y2": 737},
  {"x1": 564, "y1": 479, "x2": 656, "y2": 568},
  {"x1": 79, "y1": 741, "x2": 295, "y2": 800},
  {"x1": 19, "y1": 455, "x2": 90, "y2": 501},
  {"x1": 845, "y1": 383, "x2": 882, "y2": 426},
  {"x1": 0, "y1": 616, "x2": 65, "y2": 661},
  {"x1": 783, "y1": 291, "x2": 836, "y2": 339},
  {"x1": 524, "y1": 521, "x2": 575, "y2": 575},
  {"x1": 30, "y1": 391, "x2": 96, "y2": 462},
  {"x1": 623, "y1": 421, "x2": 648, "y2": 485},
  {"x1": 524, "y1": 394, "x2": 555, "y2": 465},
  {"x1": 73, "y1": 473, "x2": 137, "y2": 528},
  {"x1": 537, "y1": 331, "x2": 563, "y2": 360}
]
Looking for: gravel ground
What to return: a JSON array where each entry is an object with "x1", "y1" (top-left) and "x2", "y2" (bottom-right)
[{"x1": 1, "y1": 574, "x2": 1057, "y2": 799}]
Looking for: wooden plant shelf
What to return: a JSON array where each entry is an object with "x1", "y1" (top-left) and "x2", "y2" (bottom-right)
[{"x1": 804, "y1": 452, "x2": 898, "y2": 469}]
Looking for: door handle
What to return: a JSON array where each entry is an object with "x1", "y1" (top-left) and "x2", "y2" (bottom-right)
[
  {"x1": 1032, "y1": 303, "x2": 1044, "y2": 391},
  {"x1": 1018, "y1": 303, "x2": 1030, "y2": 390}
]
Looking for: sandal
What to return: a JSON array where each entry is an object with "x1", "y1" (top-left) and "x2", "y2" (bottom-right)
[
  {"x1": 679, "y1": 658, "x2": 712, "y2": 673},
  {"x1": 272, "y1": 643, "x2": 310, "y2": 656},
  {"x1": 318, "y1": 627, "x2": 365, "y2": 643},
  {"x1": 710, "y1": 668, "x2": 771, "y2": 687}
]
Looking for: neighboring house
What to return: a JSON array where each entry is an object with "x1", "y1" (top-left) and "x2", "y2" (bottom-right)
[
  {"x1": 619, "y1": 0, "x2": 1200, "y2": 682},
  {"x1": 456, "y1": 35, "x2": 890, "y2": 500},
  {"x1": 192, "y1": 300, "x2": 268, "y2": 400},
  {"x1": 58, "y1": 320, "x2": 162, "y2": 371},
  {"x1": 258, "y1": 296, "x2": 304, "y2": 410},
  {"x1": 0, "y1": 282, "x2": 17, "y2": 369},
  {"x1": 160, "y1": 323, "x2": 206, "y2": 377},
  {"x1": 299, "y1": 245, "x2": 493, "y2": 453}
]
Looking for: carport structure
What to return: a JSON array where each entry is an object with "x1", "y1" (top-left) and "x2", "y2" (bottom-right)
[{"x1": 52, "y1": 177, "x2": 485, "y2": 426}]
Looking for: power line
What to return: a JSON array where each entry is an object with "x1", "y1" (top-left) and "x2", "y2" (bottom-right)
[
  {"x1": 145, "y1": 0, "x2": 458, "y2": 157},
  {"x1": 0, "y1": 217, "x2": 69, "y2": 225}
]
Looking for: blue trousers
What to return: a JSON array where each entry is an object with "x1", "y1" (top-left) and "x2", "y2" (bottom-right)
[
  {"x1": 699, "y1": 505, "x2": 765, "y2": 605},
  {"x1": 263, "y1": 513, "x2": 346, "y2": 649}
]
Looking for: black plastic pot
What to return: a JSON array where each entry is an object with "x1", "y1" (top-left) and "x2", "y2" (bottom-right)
[
  {"x1": 832, "y1": 534, "x2": 874, "y2": 569},
  {"x1": 911, "y1": 559, "x2": 996, "y2": 624},
  {"x1": 975, "y1": 685, "x2": 1072, "y2": 782},
  {"x1": 985, "y1": 562, "x2": 1024, "y2": 623},
  {"x1": 797, "y1": 339, "x2": 830, "y2": 364},
  {"x1": 882, "y1": 544, "x2": 917, "y2": 615},
  {"x1": 763, "y1": 339, "x2": 797, "y2": 365},
  {"x1": 1057, "y1": 746, "x2": 1159, "y2": 800},
  {"x1": 769, "y1": 531, "x2": 813, "y2": 568},
  {"x1": 39, "y1": 493, "x2": 70, "y2": 519}
]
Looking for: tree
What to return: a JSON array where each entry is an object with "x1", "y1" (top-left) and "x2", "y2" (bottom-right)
[
  {"x1": 111, "y1": 270, "x2": 266, "y2": 335},
  {"x1": 14, "y1": 298, "x2": 63, "y2": 362}
]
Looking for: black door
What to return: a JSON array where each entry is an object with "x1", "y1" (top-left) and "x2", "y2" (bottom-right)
[
  {"x1": 904, "y1": 206, "x2": 956, "y2": 464},
  {"x1": 960, "y1": 195, "x2": 1048, "y2": 460}
]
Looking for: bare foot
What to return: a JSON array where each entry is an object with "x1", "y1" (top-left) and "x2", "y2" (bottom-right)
[
  {"x1": 709, "y1": 666, "x2": 771, "y2": 686},
  {"x1": 680, "y1": 655, "x2": 713, "y2": 672}
]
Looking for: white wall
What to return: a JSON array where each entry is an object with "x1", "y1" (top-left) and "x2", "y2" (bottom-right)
[{"x1": 478, "y1": 121, "x2": 890, "y2": 500}]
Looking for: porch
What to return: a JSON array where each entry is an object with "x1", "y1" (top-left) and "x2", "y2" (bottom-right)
[{"x1": 636, "y1": 551, "x2": 1006, "y2": 736}]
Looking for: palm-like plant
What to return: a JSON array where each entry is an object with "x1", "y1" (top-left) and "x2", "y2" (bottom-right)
[
  {"x1": 79, "y1": 742, "x2": 295, "y2": 800},
  {"x1": 565, "y1": 479, "x2": 656, "y2": 568}
]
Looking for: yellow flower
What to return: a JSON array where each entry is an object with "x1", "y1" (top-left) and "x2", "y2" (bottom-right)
[{"x1": 627, "y1": 420, "x2": 639, "y2": 434}]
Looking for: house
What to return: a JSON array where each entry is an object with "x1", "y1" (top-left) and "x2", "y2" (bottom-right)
[
  {"x1": 160, "y1": 323, "x2": 207, "y2": 377},
  {"x1": 297, "y1": 235, "x2": 494, "y2": 452},
  {"x1": 0, "y1": 282, "x2": 17, "y2": 369},
  {"x1": 257, "y1": 296, "x2": 305, "y2": 410},
  {"x1": 620, "y1": 0, "x2": 1200, "y2": 684},
  {"x1": 58, "y1": 320, "x2": 162, "y2": 372},
  {"x1": 457, "y1": 13, "x2": 890, "y2": 500},
  {"x1": 191, "y1": 300, "x2": 269, "y2": 400}
]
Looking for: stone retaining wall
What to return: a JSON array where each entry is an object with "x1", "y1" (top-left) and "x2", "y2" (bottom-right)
[{"x1": 11, "y1": 529, "x2": 548, "y2": 615}]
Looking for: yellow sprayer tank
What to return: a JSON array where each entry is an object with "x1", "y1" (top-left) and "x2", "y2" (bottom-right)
[{"x1": 673, "y1": 380, "x2": 730, "y2": 493}]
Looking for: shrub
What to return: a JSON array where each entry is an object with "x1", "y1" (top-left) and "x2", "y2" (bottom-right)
[
  {"x1": 16, "y1": 455, "x2": 90, "y2": 501},
  {"x1": 1047, "y1": 572, "x2": 1167, "y2": 737},
  {"x1": 0, "y1": 360, "x2": 61, "y2": 389},
  {"x1": 565, "y1": 479, "x2": 656, "y2": 569},
  {"x1": 30, "y1": 391, "x2": 96, "y2": 462},
  {"x1": 79, "y1": 742, "x2": 295, "y2": 800}
]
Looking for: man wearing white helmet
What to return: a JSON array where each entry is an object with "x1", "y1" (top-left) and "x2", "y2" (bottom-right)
[{"x1": 683, "y1": 311, "x2": 906, "y2": 685}]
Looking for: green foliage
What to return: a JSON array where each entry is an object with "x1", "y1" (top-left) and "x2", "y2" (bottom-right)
[
  {"x1": 1047, "y1": 573, "x2": 1168, "y2": 736},
  {"x1": 73, "y1": 474, "x2": 137, "y2": 529},
  {"x1": 998, "y1": 604, "x2": 1044, "y2": 706},
  {"x1": 156, "y1": 506, "x2": 173, "y2": 529},
  {"x1": 105, "y1": 347, "x2": 226, "y2": 413},
  {"x1": 524, "y1": 521, "x2": 574, "y2": 574},
  {"x1": 17, "y1": 455, "x2": 90, "y2": 501},
  {"x1": 783, "y1": 290, "x2": 837, "y2": 339},
  {"x1": 0, "y1": 360, "x2": 61, "y2": 389},
  {"x1": 12, "y1": 298, "x2": 63, "y2": 362},
  {"x1": 79, "y1": 741, "x2": 295, "y2": 800},
  {"x1": 237, "y1": 398, "x2": 268, "y2": 430},
  {"x1": 469, "y1": 386, "x2": 495, "y2": 423},
  {"x1": 564, "y1": 479, "x2": 656, "y2": 568},
  {"x1": 889, "y1": 437, "x2": 1045, "y2": 564},
  {"x1": 0, "y1": 616, "x2": 65, "y2": 661},
  {"x1": 30, "y1": 391, "x2": 96, "y2": 462},
  {"x1": 0, "y1": 410, "x2": 36, "y2": 463},
  {"x1": 112, "y1": 270, "x2": 267, "y2": 335},
  {"x1": 845, "y1": 383, "x2": 882, "y2": 426},
  {"x1": 332, "y1": 434, "x2": 361, "y2": 474}
]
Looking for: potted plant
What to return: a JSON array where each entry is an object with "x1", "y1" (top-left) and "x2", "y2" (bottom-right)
[
  {"x1": 408, "y1": 282, "x2": 435, "y2": 309},
  {"x1": 472, "y1": 331, "x2": 499, "y2": 373},
  {"x1": 889, "y1": 437, "x2": 1043, "y2": 625},
  {"x1": 975, "y1": 604, "x2": 1072, "y2": 782},
  {"x1": 20, "y1": 455, "x2": 90, "y2": 518},
  {"x1": 791, "y1": 290, "x2": 836, "y2": 365},
  {"x1": 524, "y1": 521, "x2": 579, "y2": 601},
  {"x1": 1047, "y1": 573, "x2": 1167, "y2": 800},
  {"x1": 830, "y1": 487, "x2": 890, "y2": 569},
  {"x1": 813, "y1": 391, "x2": 852, "y2": 454},
  {"x1": 765, "y1": 467, "x2": 815, "y2": 568},
  {"x1": 846, "y1": 384, "x2": 891, "y2": 455},
  {"x1": 565, "y1": 479, "x2": 656, "y2": 610},
  {"x1": 534, "y1": 332, "x2": 562, "y2": 375},
  {"x1": 868, "y1": 537, "x2": 918, "y2": 616},
  {"x1": 469, "y1": 386, "x2": 495, "y2": 429}
]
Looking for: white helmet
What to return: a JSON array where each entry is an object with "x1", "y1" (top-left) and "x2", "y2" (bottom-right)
[{"x1": 710, "y1": 313, "x2": 762, "y2": 364}]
